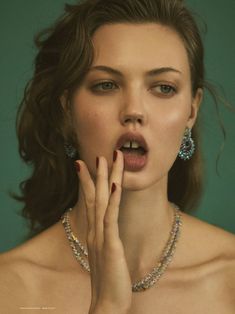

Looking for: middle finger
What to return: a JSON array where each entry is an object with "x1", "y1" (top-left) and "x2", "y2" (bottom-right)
[
  {"x1": 95, "y1": 156, "x2": 109, "y2": 243},
  {"x1": 109, "y1": 150, "x2": 124, "y2": 194}
]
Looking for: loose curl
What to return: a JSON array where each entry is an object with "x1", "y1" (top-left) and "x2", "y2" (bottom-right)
[{"x1": 15, "y1": 0, "x2": 208, "y2": 238}]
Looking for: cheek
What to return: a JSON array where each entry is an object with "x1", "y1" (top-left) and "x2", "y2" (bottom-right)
[
  {"x1": 71, "y1": 96, "x2": 112, "y2": 153},
  {"x1": 164, "y1": 108, "x2": 189, "y2": 138},
  {"x1": 150, "y1": 102, "x2": 190, "y2": 160}
]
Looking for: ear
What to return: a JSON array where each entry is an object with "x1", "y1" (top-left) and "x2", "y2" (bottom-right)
[
  {"x1": 59, "y1": 91, "x2": 75, "y2": 139},
  {"x1": 187, "y1": 88, "x2": 203, "y2": 129},
  {"x1": 60, "y1": 90, "x2": 69, "y2": 112},
  {"x1": 60, "y1": 90, "x2": 74, "y2": 125}
]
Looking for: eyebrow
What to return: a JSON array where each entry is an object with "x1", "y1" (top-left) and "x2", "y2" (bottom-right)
[{"x1": 88, "y1": 65, "x2": 182, "y2": 77}]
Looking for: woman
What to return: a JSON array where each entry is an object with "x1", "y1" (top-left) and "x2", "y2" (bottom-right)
[{"x1": 1, "y1": 0, "x2": 235, "y2": 313}]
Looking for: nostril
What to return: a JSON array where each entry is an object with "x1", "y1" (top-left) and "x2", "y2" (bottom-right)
[{"x1": 123, "y1": 114, "x2": 144, "y2": 124}]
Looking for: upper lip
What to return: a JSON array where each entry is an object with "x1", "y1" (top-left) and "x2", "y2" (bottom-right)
[{"x1": 116, "y1": 132, "x2": 149, "y2": 152}]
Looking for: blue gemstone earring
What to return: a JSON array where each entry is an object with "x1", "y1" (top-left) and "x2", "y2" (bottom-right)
[
  {"x1": 64, "y1": 142, "x2": 77, "y2": 159},
  {"x1": 178, "y1": 127, "x2": 195, "y2": 161}
]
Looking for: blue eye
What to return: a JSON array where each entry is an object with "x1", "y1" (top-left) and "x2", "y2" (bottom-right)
[
  {"x1": 92, "y1": 81, "x2": 117, "y2": 91},
  {"x1": 153, "y1": 84, "x2": 176, "y2": 96}
]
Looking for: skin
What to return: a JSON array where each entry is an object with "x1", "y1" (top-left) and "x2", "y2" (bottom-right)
[
  {"x1": 65, "y1": 23, "x2": 202, "y2": 312},
  {"x1": 1, "y1": 23, "x2": 235, "y2": 314},
  {"x1": 70, "y1": 24, "x2": 202, "y2": 272}
]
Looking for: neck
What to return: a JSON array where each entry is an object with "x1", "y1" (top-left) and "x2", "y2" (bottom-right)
[{"x1": 70, "y1": 176, "x2": 176, "y2": 281}]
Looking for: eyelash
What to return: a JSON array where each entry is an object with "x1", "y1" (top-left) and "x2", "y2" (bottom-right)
[
  {"x1": 91, "y1": 81, "x2": 177, "y2": 96},
  {"x1": 91, "y1": 81, "x2": 118, "y2": 92}
]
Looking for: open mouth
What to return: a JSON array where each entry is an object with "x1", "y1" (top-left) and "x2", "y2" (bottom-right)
[
  {"x1": 115, "y1": 132, "x2": 149, "y2": 171},
  {"x1": 120, "y1": 146, "x2": 146, "y2": 156},
  {"x1": 120, "y1": 146, "x2": 148, "y2": 172}
]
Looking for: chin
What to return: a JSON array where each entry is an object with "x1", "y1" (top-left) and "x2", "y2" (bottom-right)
[{"x1": 122, "y1": 170, "x2": 164, "y2": 191}]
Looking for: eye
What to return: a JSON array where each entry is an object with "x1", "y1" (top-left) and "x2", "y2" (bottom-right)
[
  {"x1": 91, "y1": 81, "x2": 118, "y2": 92},
  {"x1": 152, "y1": 84, "x2": 177, "y2": 96}
]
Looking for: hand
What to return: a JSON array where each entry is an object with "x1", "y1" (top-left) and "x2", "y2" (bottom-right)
[{"x1": 75, "y1": 150, "x2": 132, "y2": 314}]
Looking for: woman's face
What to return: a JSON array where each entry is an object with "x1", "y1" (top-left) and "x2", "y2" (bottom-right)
[{"x1": 69, "y1": 23, "x2": 202, "y2": 190}]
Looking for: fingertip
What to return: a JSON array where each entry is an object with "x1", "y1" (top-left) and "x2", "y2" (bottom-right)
[
  {"x1": 113, "y1": 150, "x2": 118, "y2": 162},
  {"x1": 111, "y1": 182, "x2": 116, "y2": 194},
  {"x1": 118, "y1": 149, "x2": 124, "y2": 160},
  {"x1": 74, "y1": 160, "x2": 81, "y2": 173}
]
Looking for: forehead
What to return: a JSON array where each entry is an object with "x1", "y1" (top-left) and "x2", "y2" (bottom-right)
[{"x1": 91, "y1": 23, "x2": 190, "y2": 76}]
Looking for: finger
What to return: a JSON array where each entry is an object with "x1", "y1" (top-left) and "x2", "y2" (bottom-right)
[
  {"x1": 108, "y1": 150, "x2": 124, "y2": 194},
  {"x1": 75, "y1": 159, "x2": 97, "y2": 276},
  {"x1": 103, "y1": 181, "x2": 123, "y2": 244},
  {"x1": 104, "y1": 150, "x2": 124, "y2": 241},
  {"x1": 95, "y1": 156, "x2": 109, "y2": 244},
  {"x1": 75, "y1": 160, "x2": 95, "y2": 235}
]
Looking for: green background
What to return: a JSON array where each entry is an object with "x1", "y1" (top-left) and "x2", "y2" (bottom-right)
[{"x1": 0, "y1": 1, "x2": 235, "y2": 252}]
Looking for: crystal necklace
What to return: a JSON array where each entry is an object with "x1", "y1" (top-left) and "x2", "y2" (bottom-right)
[{"x1": 61, "y1": 205, "x2": 182, "y2": 292}]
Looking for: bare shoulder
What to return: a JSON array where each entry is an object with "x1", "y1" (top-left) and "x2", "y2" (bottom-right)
[
  {"x1": 0, "y1": 222, "x2": 71, "y2": 313},
  {"x1": 181, "y1": 210, "x2": 235, "y2": 265},
  {"x1": 0, "y1": 222, "x2": 90, "y2": 314},
  {"x1": 0, "y1": 222, "x2": 63, "y2": 298},
  {"x1": 180, "y1": 211, "x2": 235, "y2": 299},
  {"x1": 0, "y1": 249, "x2": 30, "y2": 313},
  {"x1": 0, "y1": 219, "x2": 77, "y2": 270},
  {"x1": 0, "y1": 220, "x2": 84, "y2": 276}
]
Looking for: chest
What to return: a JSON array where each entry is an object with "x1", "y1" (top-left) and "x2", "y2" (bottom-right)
[
  {"x1": 23, "y1": 273, "x2": 234, "y2": 314},
  {"x1": 16, "y1": 255, "x2": 235, "y2": 314},
  {"x1": 128, "y1": 281, "x2": 234, "y2": 314}
]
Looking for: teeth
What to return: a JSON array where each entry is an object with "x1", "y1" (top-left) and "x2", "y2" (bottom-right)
[
  {"x1": 131, "y1": 141, "x2": 140, "y2": 148},
  {"x1": 123, "y1": 141, "x2": 131, "y2": 148},
  {"x1": 122, "y1": 141, "x2": 140, "y2": 149}
]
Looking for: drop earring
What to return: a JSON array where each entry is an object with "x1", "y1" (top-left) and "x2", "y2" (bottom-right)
[
  {"x1": 64, "y1": 142, "x2": 77, "y2": 159},
  {"x1": 178, "y1": 127, "x2": 195, "y2": 161}
]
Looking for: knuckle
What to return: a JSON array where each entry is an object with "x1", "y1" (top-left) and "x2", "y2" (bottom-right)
[
  {"x1": 85, "y1": 196, "x2": 94, "y2": 208},
  {"x1": 95, "y1": 197, "x2": 106, "y2": 208},
  {"x1": 103, "y1": 215, "x2": 113, "y2": 228},
  {"x1": 115, "y1": 182, "x2": 122, "y2": 191},
  {"x1": 95, "y1": 214, "x2": 104, "y2": 225},
  {"x1": 94, "y1": 239, "x2": 102, "y2": 253},
  {"x1": 87, "y1": 230, "x2": 95, "y2": 246},
  {"x1": 96, "y1": 172, "x2": 107, "y2": 180},
  {"x1": 104, "y1": 237, "x2": 121, "y2": 251}
]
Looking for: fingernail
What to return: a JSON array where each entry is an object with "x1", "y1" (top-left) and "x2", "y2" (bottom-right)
[
  {"x1": 113, "y1": 150, "x2": 118, "y2": 162},
  {"x1": 75, "y1": 161, "x2": 80, "y2": 172},
  {"x1": 96, "y1": 157, "x2": 99, "y2": 169},
  {"x1": 111, "y1": 182, "x2": 116, "y2": 194}
]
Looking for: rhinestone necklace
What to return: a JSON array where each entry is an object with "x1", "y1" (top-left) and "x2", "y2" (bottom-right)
[{"x1": 61, "y1": 205, "x2": 182, "y2": 292}]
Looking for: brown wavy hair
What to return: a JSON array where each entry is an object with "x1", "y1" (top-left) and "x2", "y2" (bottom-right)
[{"x1": 15, "y1": 0, "x2": 207, "y2": 238}]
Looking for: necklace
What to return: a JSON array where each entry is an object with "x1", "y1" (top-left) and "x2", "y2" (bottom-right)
[{"x1": 61, "y1": 204, "x2": 182, "y2": 292}]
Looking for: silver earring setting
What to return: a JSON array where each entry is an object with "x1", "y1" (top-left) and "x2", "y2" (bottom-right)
[
  {"x1": 178, "y1": 127, "x2": 195, "y2": 161},
  {"x1": 64, "y1": 142, "x2": 77, "y2": 159}
]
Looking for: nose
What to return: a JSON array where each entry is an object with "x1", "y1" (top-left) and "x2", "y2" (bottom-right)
[
  {"x1": 121, "y1": 113, "x2": 144, "y2": 126},
  {"x1": 120, "y1": 92, "x2": 147, "y2": 127}
]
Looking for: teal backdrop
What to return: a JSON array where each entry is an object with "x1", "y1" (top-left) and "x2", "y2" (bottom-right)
[{"x1": 0, "y1": 1, "x2": 235, "y2": 252}]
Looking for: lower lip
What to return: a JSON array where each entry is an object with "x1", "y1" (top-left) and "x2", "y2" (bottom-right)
[{"x1": 122, "y1": 152, "x2": 148, "y2": 172}]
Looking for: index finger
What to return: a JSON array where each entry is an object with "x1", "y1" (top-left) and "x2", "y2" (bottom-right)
[{"x1": 75, "y1": 160, "x2": 96, "y2": 232}]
